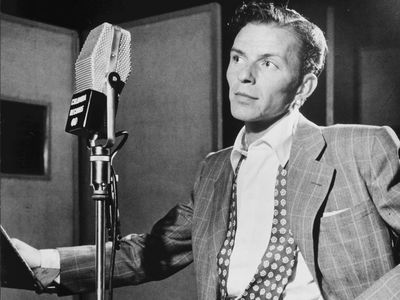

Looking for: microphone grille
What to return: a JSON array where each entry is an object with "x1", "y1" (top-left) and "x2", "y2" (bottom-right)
[
  {"x1": 75, "y1": 23, "x2": 113, "y2": 94},
  {"x1": 116, "y1": 28, "x2": 132, "y2": 84},
  {"x1": 74, "y1": 23, "x2": 132, "y2": 94}
]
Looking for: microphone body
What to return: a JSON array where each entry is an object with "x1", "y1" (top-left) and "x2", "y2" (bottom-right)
[{"x1": 65, "y1": 22, "x2": 131, "y2": 138}]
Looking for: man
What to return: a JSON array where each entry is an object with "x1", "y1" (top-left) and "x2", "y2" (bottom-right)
[{"x1": 13, "y1": 1, "x2": 400, "y2": 299}]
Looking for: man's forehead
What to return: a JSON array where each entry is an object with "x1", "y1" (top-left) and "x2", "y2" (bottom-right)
[{"x1": 232, "y1": 23, "x2": 301, "y2": 62}]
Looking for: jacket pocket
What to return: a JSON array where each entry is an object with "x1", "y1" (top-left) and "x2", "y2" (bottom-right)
[
  {"x1": 317, "y1": 199, "x2": 393, "y2": 293},
  {"x1": 320, "y1": 200, "x2": 375, "y2": 229}
]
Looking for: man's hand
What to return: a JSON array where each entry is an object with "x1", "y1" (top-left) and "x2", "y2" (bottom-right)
[{"x1": 11, "y1": 238, "x2": 41, "y2": 269}]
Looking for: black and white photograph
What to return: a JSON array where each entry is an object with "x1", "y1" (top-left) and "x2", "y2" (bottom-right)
[{"x1": 1, "y1": 0, "x2": 400, "y2": 299}]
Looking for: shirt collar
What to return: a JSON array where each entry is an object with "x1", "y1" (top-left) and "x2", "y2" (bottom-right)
[{"x1": 230, "y1": 109, "x2": 300, "y2": 169}]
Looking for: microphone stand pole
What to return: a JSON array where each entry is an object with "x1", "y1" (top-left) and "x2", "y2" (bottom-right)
[
  {"x1": 89, "y1": 71, "x2": 122, "y2": 300},
  {"x1": 90, "y1": 145, "x2": 109, "y2": 300}
]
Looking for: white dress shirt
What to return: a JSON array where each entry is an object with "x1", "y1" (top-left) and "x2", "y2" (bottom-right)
[{"x1": 228, "y1": 109, "x2": 323, "y2": 300}]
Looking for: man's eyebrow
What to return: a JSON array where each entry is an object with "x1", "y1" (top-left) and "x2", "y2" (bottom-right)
[
  {"x1": 230, "y1": 47, "x2": 245, "y2": 56},
  {"x1": 258, "y1": 52, "x2": 285, "y2": 62},
  {"x1": 231, "y1": 47, "x2": 284, "y2": 62}
]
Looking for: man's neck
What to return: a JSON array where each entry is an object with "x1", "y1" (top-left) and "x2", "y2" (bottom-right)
[{"x1": 244, "y1": 112, "x2": 289, "y2": 146}]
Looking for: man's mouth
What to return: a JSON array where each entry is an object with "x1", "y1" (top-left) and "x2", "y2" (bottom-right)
[{"x1": 235, "y1": 91, "x2": 258, "y2": 100}]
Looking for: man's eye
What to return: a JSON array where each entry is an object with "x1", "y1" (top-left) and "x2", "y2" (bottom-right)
[
  {"x1": 264, "y1": 60, "x2": 277, "y2": 69},
  {"x1": 231, "y1": 55, "x2": 240, "y2": 63}
]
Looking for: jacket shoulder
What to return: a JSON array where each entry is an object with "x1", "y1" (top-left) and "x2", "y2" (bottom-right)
[
  {"x1": 205, "y1": 146, "x2": 232, "y2": 161},
  {"x1": 320, "y1": 124, "x2": 400, "y2": 162},
  {"x1": 203, "y1": 146, "x2": 233, "y2": 168},
  {"x1": 196, "y1": 147, "x2": 233, "y2": 179},
  {"x1": 321, "y1": 124, "x2": 399, "y2": 145}
]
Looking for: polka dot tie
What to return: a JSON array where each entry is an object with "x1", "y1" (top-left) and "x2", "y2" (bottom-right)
[
  {"x1": 217, "y1": 162, "x2": 297, "y2": 300},
  {"x1": 217, "y1": 155, "x2": 244, "y2": 299}
]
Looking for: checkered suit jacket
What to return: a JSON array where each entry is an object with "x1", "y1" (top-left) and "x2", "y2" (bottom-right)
[{"x1": 57, "y1": 115, "x2": 400, "y2": 299}]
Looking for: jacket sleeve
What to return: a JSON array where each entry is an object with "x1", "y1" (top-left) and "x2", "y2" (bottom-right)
[
  {"x1": 356, "y1": 126, "x2": 400, "y2": 299},
  {"x1": 55, "y1": 158, "x2": 208, "y2": 296},
  {"x1": 56, "y1": 202, "x2": 193, "y2": 295}
]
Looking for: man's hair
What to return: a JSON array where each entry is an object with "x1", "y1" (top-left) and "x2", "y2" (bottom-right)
[{"x1": 228, "y1": 1, "x2": 328, "y2": 78}]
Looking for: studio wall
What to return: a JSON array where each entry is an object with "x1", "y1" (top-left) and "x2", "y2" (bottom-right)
[
  {"x1": 1, "y1": 15, "x2": 78, "y2": 300},
  {"x1": 359, "y1": 47, "x2": 400, "y2": 133},
  {"x1": 77, "y1": 4, "x2": 222, "y2": 300}
]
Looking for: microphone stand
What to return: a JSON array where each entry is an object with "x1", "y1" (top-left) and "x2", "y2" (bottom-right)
[
  {"x1": 89, "y1": 71, "x2": 123, "y2": 300},
  {"x1": 90, "y1": 144, "x2": 109, "y2": 300},
  {"x1": 65, "y1": 23, "x2": 129, "y2": 300}
]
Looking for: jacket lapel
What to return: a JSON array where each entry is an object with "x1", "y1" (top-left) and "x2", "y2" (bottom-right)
[
  {"x1": 287, "y1": 115, "x2": 335, "y2": 280},
  {"x1": 209, "y1": 153, "x2": 234, "y2": 262}
]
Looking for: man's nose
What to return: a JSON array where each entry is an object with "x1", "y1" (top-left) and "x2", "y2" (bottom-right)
[{"x1": 238, "y1": 63, "x2": 255, "y2": 84}]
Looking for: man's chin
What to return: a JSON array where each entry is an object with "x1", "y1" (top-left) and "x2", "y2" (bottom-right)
[
  {"x1": 231, "y1": 113, "x2": 252, "y2": 123},
  {"x1": 230, "y1": 108, "x2": 256, "y2": 122},
  {"x1": 231, "y1": 110, "x2": 290, "y2": 129},
  {"x1": 230, "y1": 110, "x2": 268, "y2": 124}
]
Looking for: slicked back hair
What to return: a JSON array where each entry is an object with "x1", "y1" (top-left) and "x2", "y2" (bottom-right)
[{"x1": 228, "y1": 1, "x2": 328, "y2": 79}]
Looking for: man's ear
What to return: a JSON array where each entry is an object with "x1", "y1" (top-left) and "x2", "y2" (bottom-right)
[{"x1": 294, "y1": 73, "x2": 318, "y2": 106}]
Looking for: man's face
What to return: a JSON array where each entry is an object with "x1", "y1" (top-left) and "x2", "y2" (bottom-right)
[{"x1": 226, "y1": 23, "x2": 302, "y2": 125}]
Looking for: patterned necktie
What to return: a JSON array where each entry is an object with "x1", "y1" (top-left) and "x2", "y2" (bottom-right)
[
  {"x1": 217, "y1": 155, "x2": 245, "y2": 300},
  {"x1": 217, "y1": 163, "x2": 297, "y2": 300}
]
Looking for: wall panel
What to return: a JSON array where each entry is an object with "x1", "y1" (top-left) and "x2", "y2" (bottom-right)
[
  {"x1": 78, "y1": 4, "x2": 222, "y2": 300},
  {"x1": 359, "y1": 47, "x2": 400, "y2": 134},
  {"x1": 112, "y1": 4, "x2": 221, "y2": 300},
  {"x1": 1, "y1": 15, "x2": 78, "y2": 300}
]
